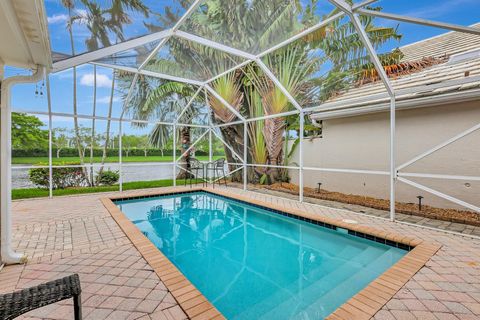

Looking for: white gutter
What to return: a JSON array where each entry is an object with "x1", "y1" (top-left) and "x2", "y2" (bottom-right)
[
  {"x1": 1, "y1": 65, "x2": 44, "y2": 264},
  {"x1": 310, "y1": 88, "x2": 480, "y2": 120}
]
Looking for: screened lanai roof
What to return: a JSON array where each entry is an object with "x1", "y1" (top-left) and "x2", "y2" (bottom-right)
[
  {"x1": 41, "y1": 0, "x2": 480, "y2": 125},
  {"x1": 2, "y1": 0, "x2": 480, "y2": 248}
]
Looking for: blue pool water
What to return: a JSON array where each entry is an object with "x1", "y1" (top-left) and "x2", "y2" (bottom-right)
[{"x1": 116, "y1": 191, "x2": 406, "y2": 319}]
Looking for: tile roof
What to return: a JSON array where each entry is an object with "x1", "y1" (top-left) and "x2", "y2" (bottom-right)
[
  {"x1": 311, "y1": 23, "x2": 480, "y2": 119},
  {"x1": 400, "y1": 23, "x2": 480, "y2": 61}
]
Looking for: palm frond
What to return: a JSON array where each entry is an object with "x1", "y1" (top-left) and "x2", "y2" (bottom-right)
[{"x1": 209, "y1": 71, "x2": 244, "y2": 123}]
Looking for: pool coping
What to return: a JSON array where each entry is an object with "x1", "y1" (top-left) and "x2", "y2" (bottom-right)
[{"x1": 101, "y1": 186, "x2": 441, "y2": 320}]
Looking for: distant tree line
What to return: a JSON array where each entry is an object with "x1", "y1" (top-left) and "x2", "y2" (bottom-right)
[{"x1": 12, "y1": 113, "x2": 225, "y2": 158}]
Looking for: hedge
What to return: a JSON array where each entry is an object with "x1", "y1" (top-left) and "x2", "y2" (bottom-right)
[{"x1": 13, "y1": 148, "x2": 214, "y2": 157}]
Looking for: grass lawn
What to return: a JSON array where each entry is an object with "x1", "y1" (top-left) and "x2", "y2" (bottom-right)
[
  {"x1": 12, "y1": 155, "x2": 221, "y2": 165},
  {"x1": 12, "y1": 179, "x2": 202, "y2": 200}
]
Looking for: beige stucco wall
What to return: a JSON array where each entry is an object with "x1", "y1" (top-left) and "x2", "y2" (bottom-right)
[{"x1": 289, "y1": 101, "x2": 480, "y2": 210}]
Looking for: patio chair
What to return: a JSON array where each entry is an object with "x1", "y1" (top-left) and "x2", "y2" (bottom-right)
[
  {"x1": 206, "y1": 158, "x2": 227, "y2": 188},
  {"x1": 0, "y1": 274, "x2": 82, "y2": 320},
  {"x1": 184, "y1": 158, "x2": 206, "y2": 187}
]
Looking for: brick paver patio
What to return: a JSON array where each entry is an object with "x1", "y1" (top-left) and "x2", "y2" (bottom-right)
[{"x1": 1, "y1": 186, "x2": 479, "y2": 319}]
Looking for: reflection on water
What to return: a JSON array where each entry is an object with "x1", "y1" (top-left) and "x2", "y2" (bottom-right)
[{"x1": 117, "y1": 192, "x2": 405, "y2": 320}]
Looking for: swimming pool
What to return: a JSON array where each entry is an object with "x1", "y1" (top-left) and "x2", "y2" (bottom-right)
[{"x1": 115, "y1": 191, "x2": 407, "y2": 319}]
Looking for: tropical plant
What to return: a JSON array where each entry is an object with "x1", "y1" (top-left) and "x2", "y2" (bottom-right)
[
  {"x1": 121, "y1": 0, "x2": 402, "y2": 184},
  {"x1": 252, "y1": 46, "x2": 317, "y2": 180},
  {"x1": 120, "y1": 73, "x2": 206, "y2": 178},
  {"x1": 208, "y1": 72, "x2": 243, "y2": 124},
  {"x1": 245, "y1": 84, "x2": 268, "y2": 184}
]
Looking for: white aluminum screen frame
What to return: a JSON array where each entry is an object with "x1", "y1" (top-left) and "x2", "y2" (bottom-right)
[{"x1": 7, "y1": 0, "x2": 480, "y2": 222}]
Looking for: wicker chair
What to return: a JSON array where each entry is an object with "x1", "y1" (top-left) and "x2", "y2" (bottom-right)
[{"x1": 0, "y1": 274, "x2": 82, "y2": 320}]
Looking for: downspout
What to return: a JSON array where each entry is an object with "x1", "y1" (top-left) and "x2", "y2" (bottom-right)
[{"x1": 1, "y1": 65, "x2": 45, "y2": 264}]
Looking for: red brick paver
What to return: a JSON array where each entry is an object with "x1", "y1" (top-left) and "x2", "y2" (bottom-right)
[{"x1": 1, "y1": 186, "x2": 479, "y2": 319}]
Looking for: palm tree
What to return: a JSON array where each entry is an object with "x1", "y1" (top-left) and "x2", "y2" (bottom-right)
[
  {"x1": 125, "y1": 0, "x2": 402, "y2": 184},
  {"x1": 253, "y1": 46, "x2": 316, "y2": 181},
  {"x1": 61, "y1": 0, "x2": 92, "y2": 184},
  {"x1": 245, "y1": 84, "x2": 268, "y2": 183},
  {"x1": 70, "y1": 0, "x2": 149, "y2": 183},
  {"x1": 89, "y1": 66, "x2": 97, "y2": 184},
  {"x1": 120, "y1": 74, "x2": 205, "y2": 178}
]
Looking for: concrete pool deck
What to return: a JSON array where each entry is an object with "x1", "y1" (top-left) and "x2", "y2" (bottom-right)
[{"x1": 1, "y1": 186, "x2": 480, "y2": 319}]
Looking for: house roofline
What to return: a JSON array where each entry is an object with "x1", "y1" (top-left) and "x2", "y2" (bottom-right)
[
  {"x1": 399, "y1": 22, "x2": 480, "y2": 52},
  {"x1": 310, "y1": 89, "x2": 480, "y2": 120}
]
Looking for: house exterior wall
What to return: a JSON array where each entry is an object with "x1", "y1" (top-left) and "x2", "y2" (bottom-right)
[{"x1": 289, "y1": 101, "x2": 480, "y2": 210}]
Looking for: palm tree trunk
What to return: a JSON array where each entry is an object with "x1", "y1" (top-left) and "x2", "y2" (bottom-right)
[
  {"x1": 176, "y1": 127, "x2": 192, "y2": 179},
  {"x1": 89, "y1": 65, "x2": 97, "y2": 185},
  {"x1": 263, "y1": 117, "x2": 285, "y2": 182},
  {"x1": 98, "y1": 73, "x2": 115, "y2": 177},
  {"x1": 219, "y1": 125, "x2": 244, "y2": 182},
  {"x1": 67, "y1": 9, "x2": 88, "y2": 183}
]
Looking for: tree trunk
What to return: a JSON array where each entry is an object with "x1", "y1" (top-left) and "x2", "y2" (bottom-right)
[
  {"x1": 219, "y1": 124, "x2": 245, "y2": 182},
  {"x1": 176, "y1": 127, "x2": 192, "y2": 179},
  {"x1": 263, "y1": 117, "x2": 285, "y2": 182},
  {"x1": 67, "y1": 13, "x2": 88, "y2": 184},
  {"x1": 89, "y1": 65, "x2": 97, "y2": 185},
  {"x1": 57, "y1": 148, "x2": 61, "y2": 158},
  {"x1": 98, "y1": 73, "x2": 115, "y2": 177}
]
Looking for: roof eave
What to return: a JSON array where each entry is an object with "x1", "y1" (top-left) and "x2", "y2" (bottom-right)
[
  {"x1": 310, "y1": 89, "x2": 480, "y2": 120},
  {"x1": 0, "y1": 0, "x2": 51, "y2": 70}
]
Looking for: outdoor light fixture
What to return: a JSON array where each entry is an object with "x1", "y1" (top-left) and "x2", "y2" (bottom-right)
[{"x1": 417, "y1": 195, "x2": 424, "y2": 211}]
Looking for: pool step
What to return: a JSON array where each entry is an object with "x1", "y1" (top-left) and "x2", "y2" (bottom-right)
[
  {"x1": 257, "y1": 248, "x2": 395, "y2": 319},
  {"x1": 301, "y1": 248, "x2": 402, "y2": 318}
]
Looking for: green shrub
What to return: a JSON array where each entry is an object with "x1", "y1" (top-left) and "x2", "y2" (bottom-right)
[
  {"x1": 29, "y1": 163, "x2": 87, "y2": 189},
  {"x1": 97, "y1": 170, "x2": 119, "y2": 186}
]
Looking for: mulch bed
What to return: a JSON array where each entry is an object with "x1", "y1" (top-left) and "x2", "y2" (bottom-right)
[{"x1": 255, "y1": 182, "x2": 480, "y2": 227}]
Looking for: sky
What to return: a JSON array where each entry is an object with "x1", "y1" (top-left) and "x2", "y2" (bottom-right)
[{"x1": 5, "y1": 0, "x2": 480, "y2": 136}]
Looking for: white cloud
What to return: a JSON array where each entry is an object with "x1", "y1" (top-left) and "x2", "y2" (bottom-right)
[
  {"x1": 47, "y1": 14, "x2": 68, "y2": 24},
  {"x1": 80, "y1": 73, "x2": 112, "y2": 88},
  {"x1": 74, "y1": 9, "x2": 88, "y2": 25},
  {"x1": 47, "y1": 8, "x2": 88, "y2": 24},
  {"x1": 97, "y1": 96, "x2": 120, "y2": 104}
]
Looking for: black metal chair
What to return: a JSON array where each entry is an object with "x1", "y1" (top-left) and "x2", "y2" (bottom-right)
[
  {"x1": 206, "y1": 158, "x2": 227, "y2": 188},
  {"x1": 184, "y1": 158, "x2": 206, "y2": 187},
  {"x1": 0, "y1": 273, "x2": 82, "y2": 320}
]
